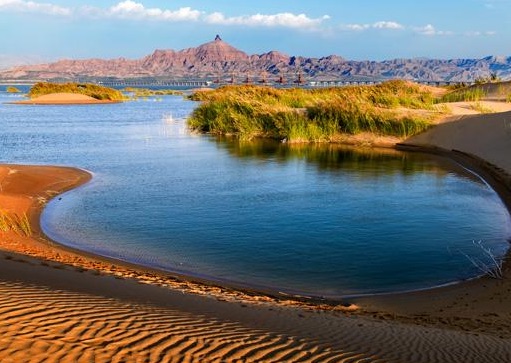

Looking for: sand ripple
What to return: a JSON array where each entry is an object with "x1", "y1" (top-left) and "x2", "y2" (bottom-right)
[
  {"x1": 0, "y1": 275, "x2": 509, "y2": 363},
  {"x1": 0, "y1": 280, "x2": 354, "y2": 363}
]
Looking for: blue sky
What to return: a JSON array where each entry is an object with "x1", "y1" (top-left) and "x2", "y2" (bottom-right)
[{"x1": 1, "y1": 0, "x2": 510, "y2": 63}]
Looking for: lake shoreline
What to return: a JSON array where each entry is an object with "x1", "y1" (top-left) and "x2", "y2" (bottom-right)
[{"x1": 1, "y1": 109, "x2": 511, "y2": 360}]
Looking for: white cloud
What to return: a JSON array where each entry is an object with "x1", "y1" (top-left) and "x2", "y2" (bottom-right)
[
  {"x1": 205, "y1": 12, "x2": 330, "y2": 29},
  {"x1": 415, "y1": 24, "x2": 436, "y2": 36},
  {"x1": 341, "y1": 21, "x2": 404, "y2": 32},
  {"x1": 413, "y1": 24, "x2": 453, "y2": 36},
  {"x1": 108, "y1": 1, "x2": 201, "y2": 21},
  {"x1": 481, "y1": 0, "x2": 510, "y2": 9},
  {"x1": 465, "y1": 30, "x2": 497, "y2": 37},
  {"x1": 372, "y1": 21, "x2": 403, "y2": 30},
  {"x1": 0, "y1": 0, "x2": 71, "y2": 16},
  {"x1": 0, "y1": 0, "x2": 330, "y2": 31},
  {"x1": 342, "y1": 23, "x2": 370, "y2": 31}
]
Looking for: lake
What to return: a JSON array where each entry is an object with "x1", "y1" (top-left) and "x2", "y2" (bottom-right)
[{"x1": 1, "y1": 87, "x2": 510, "y2": 297}]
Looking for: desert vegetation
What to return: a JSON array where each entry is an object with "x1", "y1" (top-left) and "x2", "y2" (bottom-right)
[
  {"x1": 462, "y1": 241, "x2": 504, "y2": 279},
  {"x1": 188, "y1": 81, "x2": 441, "y2": 142},
  {"x1": 440, "y1": 88, "x2": 487, "y2": 103},
  {"x1": 440, "y1": 80, "x2": 511, "y2": 103},
  {"x1": 28, "y1": 82, "x2": 126, "y2": 101},
  {"x1": 0, "y1": 211, "x2": 31, "y2": 237},
  {"x1": 123, "y1": 87, "x2": 183, "y2": 98}
]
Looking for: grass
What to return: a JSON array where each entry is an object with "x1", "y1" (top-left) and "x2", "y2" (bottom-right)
[
  {"x1": 0, "y1": 210, "x2": 32, "y2": 237},
  {"x1": 123, "y1": 87, "x2": 183, "y2": 98},
  {"x1": 188, "y1": 80, "x2": 439, "y2": 142},
  {"x1": 462, "y1": 241, "x2": 504, "y2": 279},
  {"x1": 439, "y1": 88, "x2": 487, "y2": 103},
  {"x1": 28, "y1": 82, "x2": 126, "y2": 101},
  {"x1": 469, "y1": 102, "x2": 495, "y2": 114}
]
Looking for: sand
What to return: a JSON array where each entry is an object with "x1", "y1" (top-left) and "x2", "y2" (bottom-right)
[
  {"x1": 11, "y1": 92, "x2": 121, "y2": 105},
  {"x1": 1, "y1": 106, "x2": 511, "y2": 361}
]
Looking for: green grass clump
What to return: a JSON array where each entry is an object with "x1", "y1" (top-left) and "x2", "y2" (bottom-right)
[
  {"x1": 0, "y1": 211, "x2": 32, "y2": 237},
  {"x1": 6, "y1": 86, "x2": 21, "y2": 93},
  {"x1": 440, "y1": 87, "x2": 487, "y2": 103},
  {"x1": 28, "y1": 82, "x2": 126, "y2": 101},
  {"x1": 123, "y1": 87, "x2": 183, "y2": 98},
  {"x1": 188, "y1": 81, "x2": 437, "y2": 142}
]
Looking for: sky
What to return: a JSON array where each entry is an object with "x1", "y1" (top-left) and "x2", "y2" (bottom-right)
[{"x1": 1, "y1": 0, "x2": 511, "y2": 64}]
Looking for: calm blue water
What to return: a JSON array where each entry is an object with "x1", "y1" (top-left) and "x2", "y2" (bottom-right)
[{"x1": 1, "y1": 86, "x2": 510, "y2": 297}]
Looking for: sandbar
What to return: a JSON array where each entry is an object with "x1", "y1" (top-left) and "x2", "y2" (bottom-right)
[
  {"x1": 10, "y1": 92, "x2": 121, "y2": 105},
  {"x1": 0, "y1": 108, "x2": 511, "y2": 361}
]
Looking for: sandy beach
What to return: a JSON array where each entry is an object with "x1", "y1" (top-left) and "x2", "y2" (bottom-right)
[{"x1": 1, "y1": 106, "x2": 511, "y2": 361}]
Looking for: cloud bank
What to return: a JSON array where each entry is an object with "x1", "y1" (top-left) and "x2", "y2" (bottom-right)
[
  {"x1": 108, "y1": 1, "x2": 201, "y2": 21},
  {"x1": 0, "y1": 0, "x2": 495, "y2": 37},
  {"x1": 0, "y1": 0, "x2": 71, "y2": 16}
]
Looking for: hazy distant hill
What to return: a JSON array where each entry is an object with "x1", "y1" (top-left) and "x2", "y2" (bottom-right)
[
  {"x1": 0, "y1": 55, "x2": 49, "y2": 71},
  {"x1": 1, "y1": 35, "x2": 510, "y2": 83}
]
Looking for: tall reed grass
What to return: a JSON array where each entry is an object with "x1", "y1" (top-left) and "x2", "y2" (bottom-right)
[
  {"x1": 188, "y1": 81, "x2": 437, "y2": 142},
  {"x1": 439, "y1": 88, "x2": 487, "y2": 103}
]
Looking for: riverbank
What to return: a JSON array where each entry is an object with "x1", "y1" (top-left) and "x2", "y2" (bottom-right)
[{"x1": 0, "y1": 108, "x2": 511, "y2": 361}]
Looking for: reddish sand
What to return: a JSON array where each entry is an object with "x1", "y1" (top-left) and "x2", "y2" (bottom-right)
[{"x1": 12, "y1": 92, "x2": 121, "y2": 105}]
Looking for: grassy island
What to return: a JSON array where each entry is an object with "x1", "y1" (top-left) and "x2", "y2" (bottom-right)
[
  {"x1": 28, "y1": 82, "x2": 126, "y2": 101},
  {"x1": 188, "y1": 81, "x2": 444, "y2": 143},
  {"x1": 6, "y1": 86, "x2": 21, "y2": 93}
]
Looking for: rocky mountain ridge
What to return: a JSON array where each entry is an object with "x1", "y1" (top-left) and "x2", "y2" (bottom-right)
[{"x1": 1, "y1": 35, "x2": 510, "y2": 83}]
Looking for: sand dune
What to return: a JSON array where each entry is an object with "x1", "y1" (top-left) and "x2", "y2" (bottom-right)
[
  {"x1": 0, "y1": 252, "x2": 509, "y2": 363},
  {"x1": 407, "y1": 110, "x2": 511, "y2": 174}
]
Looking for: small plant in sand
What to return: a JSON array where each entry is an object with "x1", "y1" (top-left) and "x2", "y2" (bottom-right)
[
  {"x1": 469, "y1": 102, "x2": 495, "y2": 114},
  {"x1": 462, "y1": 240, "x2": 504, "y2": 279},
  {"x1": 0, "y1": 211, "x2": 32, "y2": 237}
]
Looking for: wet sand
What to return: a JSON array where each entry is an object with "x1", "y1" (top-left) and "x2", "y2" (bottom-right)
[{"x1": 0, "y1": 108, "x2": 511, "y2": 361}]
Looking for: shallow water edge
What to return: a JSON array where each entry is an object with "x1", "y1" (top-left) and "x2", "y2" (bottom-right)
[{"x1": 33, "y1": 142, "x2": 511, "y2": 302}]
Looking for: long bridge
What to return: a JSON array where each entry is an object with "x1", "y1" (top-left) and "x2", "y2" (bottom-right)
[
  {"x1": 1, "y1": 78, "x2": 470, "y2": 88},
  {"x1": 97, "y1": 80, "x2": 212, "y2": 88},
  {"x1": 95, "y1": 79, "x2": 468, "y2": 88}
]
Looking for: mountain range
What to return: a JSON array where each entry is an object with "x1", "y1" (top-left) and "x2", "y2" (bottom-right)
[{"x1": 1, "y1": 35, "x2": 510, "y2": 83}]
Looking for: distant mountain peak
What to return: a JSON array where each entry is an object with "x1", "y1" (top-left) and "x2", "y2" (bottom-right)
[{"x1": 1, "y1": 36, "x2": 510, "y2": 82}]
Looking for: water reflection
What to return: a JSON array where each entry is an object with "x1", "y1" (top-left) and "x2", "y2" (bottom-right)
[{"x1": 213, "y1": 136, "x2": 480, "y2": 183}]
